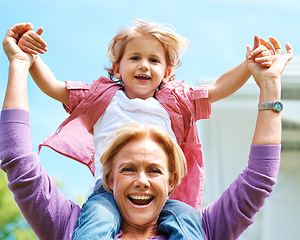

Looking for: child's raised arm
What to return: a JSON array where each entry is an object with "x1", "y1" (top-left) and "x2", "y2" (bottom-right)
[
  {"x1": 206, "y1": 35, "x2": 272, "y2": 104},
  {"x1": 18, "y1": 28, "x2": 69, "y2": 105}
]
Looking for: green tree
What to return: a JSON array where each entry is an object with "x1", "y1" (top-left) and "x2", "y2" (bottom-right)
[{"x1": 0, "y1": 171, "x2": 37, "y2": 240}]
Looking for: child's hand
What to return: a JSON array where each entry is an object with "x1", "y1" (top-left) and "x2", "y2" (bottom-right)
[
  {"x1": 18, "y1": 27, "x2": 47, "y2": 55},
  {"x1": 248, "y1": 35, "x2": 272, "y2": 68}
]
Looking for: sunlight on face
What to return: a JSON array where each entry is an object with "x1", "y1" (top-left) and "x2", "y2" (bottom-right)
[
  {"x1": 113, "y1": 35, "x2": 171, "y2": 99},
  {"x1": 109, "y1": 137, "x2": 174, "y2": 227}
]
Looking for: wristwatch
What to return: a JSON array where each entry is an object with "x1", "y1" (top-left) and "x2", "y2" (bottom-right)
[{"x1": 258, "y1": 101, "x2": 283, "y2": 112}]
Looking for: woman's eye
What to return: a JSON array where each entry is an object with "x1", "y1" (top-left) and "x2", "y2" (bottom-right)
[
  {"x1": 121, "y1": 167, "x2": 134, "y2": 173},
  {"x1": 149, "y1": 168, "x2": 162, "y2": 174}
]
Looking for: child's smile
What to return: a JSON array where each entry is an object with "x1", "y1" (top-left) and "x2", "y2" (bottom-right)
[
  {"x1": 135, "y1": 74, "x2": 151, "y2": 81},
  {"x1": 113, "y1": 34, "x2": 171, "y2": 100}
]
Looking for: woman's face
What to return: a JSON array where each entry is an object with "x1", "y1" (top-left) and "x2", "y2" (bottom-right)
[{"x1": 108, "y1": 137, "x2": 174, "y2": 227}]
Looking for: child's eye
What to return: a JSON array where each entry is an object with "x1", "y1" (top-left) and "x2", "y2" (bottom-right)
[
  {"x1": 150, "y1": 58, "x2": 159, "y2": 63},
  {"x1": 130, "y1": 56, "x2": 139, "y2": 61}
]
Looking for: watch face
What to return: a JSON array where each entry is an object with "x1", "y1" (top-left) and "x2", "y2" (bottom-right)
[{"x1": 274, "y1": 101, "x2": 283, "y2": 112}]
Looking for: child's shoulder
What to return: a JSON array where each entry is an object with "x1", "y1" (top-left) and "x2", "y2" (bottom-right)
[
  {"x1": 162, "y1": 79, "x2": 185, "y2": 89},
  {"x1": 66, "y1": 76, "x2": 121, "y2": 92},
  {"x1": 93, "y1": 76, "x2": 114, "y2": 84},
  {"x1": 94, "y1": 76, "x2": 123, "y2": 86}
]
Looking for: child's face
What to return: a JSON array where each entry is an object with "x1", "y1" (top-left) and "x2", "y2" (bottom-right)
[{"x1": 113, "y1": 35, "x2": 171, "y2": 99}]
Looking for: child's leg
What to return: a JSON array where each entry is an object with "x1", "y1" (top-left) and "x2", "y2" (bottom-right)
[
  {"x1": 158, "y1": 199, "x2": 205, "y2": 240},
  {"x1": 72, "y1": 188, "x2": 121, "y2": 240}
]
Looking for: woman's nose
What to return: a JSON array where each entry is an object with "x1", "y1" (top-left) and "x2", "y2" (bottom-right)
[{"x1": 134, "y1": 171, "x2": 150, "y2": 188}]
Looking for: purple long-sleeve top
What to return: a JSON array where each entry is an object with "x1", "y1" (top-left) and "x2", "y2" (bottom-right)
[{"x1": 0, "y1": 109, "x2": 280, "y2": 240}]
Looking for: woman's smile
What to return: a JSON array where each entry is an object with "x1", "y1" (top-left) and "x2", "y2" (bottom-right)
[
  {"x1": 128, "y1": 194, "x2": 155, "y2": 206},
  {"x1": 109, "y1": 137, "x2": 174, "y2": 226}
]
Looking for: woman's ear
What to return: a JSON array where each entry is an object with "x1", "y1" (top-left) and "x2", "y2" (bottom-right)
[
  {"x1": 108, "y1": 174, "x2": 114, "y2": 191},
  {"x1": 113, "y1": 63, "x2": 121, "y2": 79},
  {"x1": 168, "y1": 172, "x2": 177, "y2": 195}
]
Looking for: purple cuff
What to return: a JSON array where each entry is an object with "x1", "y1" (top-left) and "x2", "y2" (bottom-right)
[
  {"x1": 249, "y1": 144, "x2": 281, "y2": 177},
  {"x1": 1, "y1": 108, "x2": 30, "y2": 124}
]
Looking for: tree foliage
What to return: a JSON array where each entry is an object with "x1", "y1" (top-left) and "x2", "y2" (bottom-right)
[{"x1": 0, "y1": 171, "x2": 37, "y2": 240}]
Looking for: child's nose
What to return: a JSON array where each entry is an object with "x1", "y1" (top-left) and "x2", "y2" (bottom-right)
[{"x1": 138, "y1": 60, "x2": 150, "y2": 71}]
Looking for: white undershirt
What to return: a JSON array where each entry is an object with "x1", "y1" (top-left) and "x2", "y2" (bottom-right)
[{"x1": 86, "y1": 90, "x2": 176, "y2": 197}]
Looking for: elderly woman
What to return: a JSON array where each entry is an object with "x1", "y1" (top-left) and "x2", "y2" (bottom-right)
[{"x1": 0, "y1": 23, "x2": 293, "y2": 240}]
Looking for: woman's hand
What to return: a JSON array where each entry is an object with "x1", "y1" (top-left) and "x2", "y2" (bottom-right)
[
  {"x1": 246, "y1": 36, "x2": 293, "y2": 101},
  {"x1": 2, "y1": 23, "x2": 36, "y2": 68},
  {"x1": 248, "y1": 37, "x2": 293, "y2": 145},
  {"x1": 2, "y1": 23, "x2": 37, "y2": 111}
]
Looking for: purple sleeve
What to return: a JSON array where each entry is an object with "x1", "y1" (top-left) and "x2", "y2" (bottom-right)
[
  {"x1": 0, "y1": 109, "x2": 81, "y2": 240},
  {"x1": 201, "y1": 144, "x2": 281, "y2": 240}
]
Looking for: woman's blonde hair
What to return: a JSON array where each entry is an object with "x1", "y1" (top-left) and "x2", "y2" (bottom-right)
[
  {"x1": 100, "y1": 122, "x2": 187, "y2": 195},
  {"x1": 105, "y1": 18, "x2": 190, "y2": 81}
]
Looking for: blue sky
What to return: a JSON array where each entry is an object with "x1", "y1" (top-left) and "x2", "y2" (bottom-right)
[{"x1": 1, "y1": 0, "x2": 299, "y2": 202}]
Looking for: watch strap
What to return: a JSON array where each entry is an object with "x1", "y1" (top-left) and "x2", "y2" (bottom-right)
[
  {"x1": 258, "y1": 101, "x2": 283, "y2": 112},
  {"x1": 258, "y1": 102, "x2": 274, "y2": 110}
]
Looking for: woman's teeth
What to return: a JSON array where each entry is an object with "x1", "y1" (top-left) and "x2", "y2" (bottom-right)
[
  {"x1": 129, "y1": 195, "x2": 152, "y2": 200},
  {"x1": 128, "y1": 195, "x2": 154, "y2": 205}
]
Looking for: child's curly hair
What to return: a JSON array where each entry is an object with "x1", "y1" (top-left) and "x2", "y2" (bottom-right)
[{"x1": 105, "y1": 18, "x2": 190, "y2": 82}]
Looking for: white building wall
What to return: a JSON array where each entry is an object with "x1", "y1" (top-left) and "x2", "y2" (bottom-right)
[
  {"x1": 199, "y1": 56, "x2": 300, "y2": 239},
  {"x1": 262, "y1": 150, "x2": 300, "y2": 239}
]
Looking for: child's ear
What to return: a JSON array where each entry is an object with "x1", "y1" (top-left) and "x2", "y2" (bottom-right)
[
  {"x1": 113, "y1": 63, "x2": 121, "y2": 79},
  {"x1": 164, "y1": 67, "x2": 172, "y2": 78},
  {"x1": 163, "y1": 67, "x2": 172, "y2": 84}
]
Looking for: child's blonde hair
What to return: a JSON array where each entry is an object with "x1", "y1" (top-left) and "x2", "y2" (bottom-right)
[{"x1": 106, "y1": 18, "x2": 190, "y2": 81}]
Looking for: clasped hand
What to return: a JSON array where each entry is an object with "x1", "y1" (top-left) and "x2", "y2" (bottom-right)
[
  {"x1": 2, "y1": 23, "x2": 37, "y2": 68},
  {"x1": 247, "y1": 35, "x2": 293, "y2": 93}
]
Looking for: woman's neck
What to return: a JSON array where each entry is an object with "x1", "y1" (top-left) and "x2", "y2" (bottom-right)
[{"x1": 120, "y1": 221, "x2": 159, "y2": 240}]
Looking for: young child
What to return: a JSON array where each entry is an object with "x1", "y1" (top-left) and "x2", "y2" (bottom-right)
[{"x1": 18, "y1": 19, "x2": 272, "y2": 239}]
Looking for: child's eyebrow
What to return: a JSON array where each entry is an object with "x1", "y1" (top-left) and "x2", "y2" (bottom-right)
[{"x1": 128, "y1": 52, "x2": 140, "y2": 55}]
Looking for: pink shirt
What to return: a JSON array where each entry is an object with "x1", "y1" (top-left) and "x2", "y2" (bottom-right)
[{"x1": 39, "y1": 77, "x2": 211, "y2": 210}]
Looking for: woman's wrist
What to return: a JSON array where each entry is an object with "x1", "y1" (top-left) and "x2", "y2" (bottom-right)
[
  {"x1": 9, "y1": 58, "x2": 31, "y2": 71},
  {"x1": 3, "y1": 60, "x2": 30, "y2": 111},
  {"x1": 258, "y1": 77, "x2": 281, "y2": 102}
]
